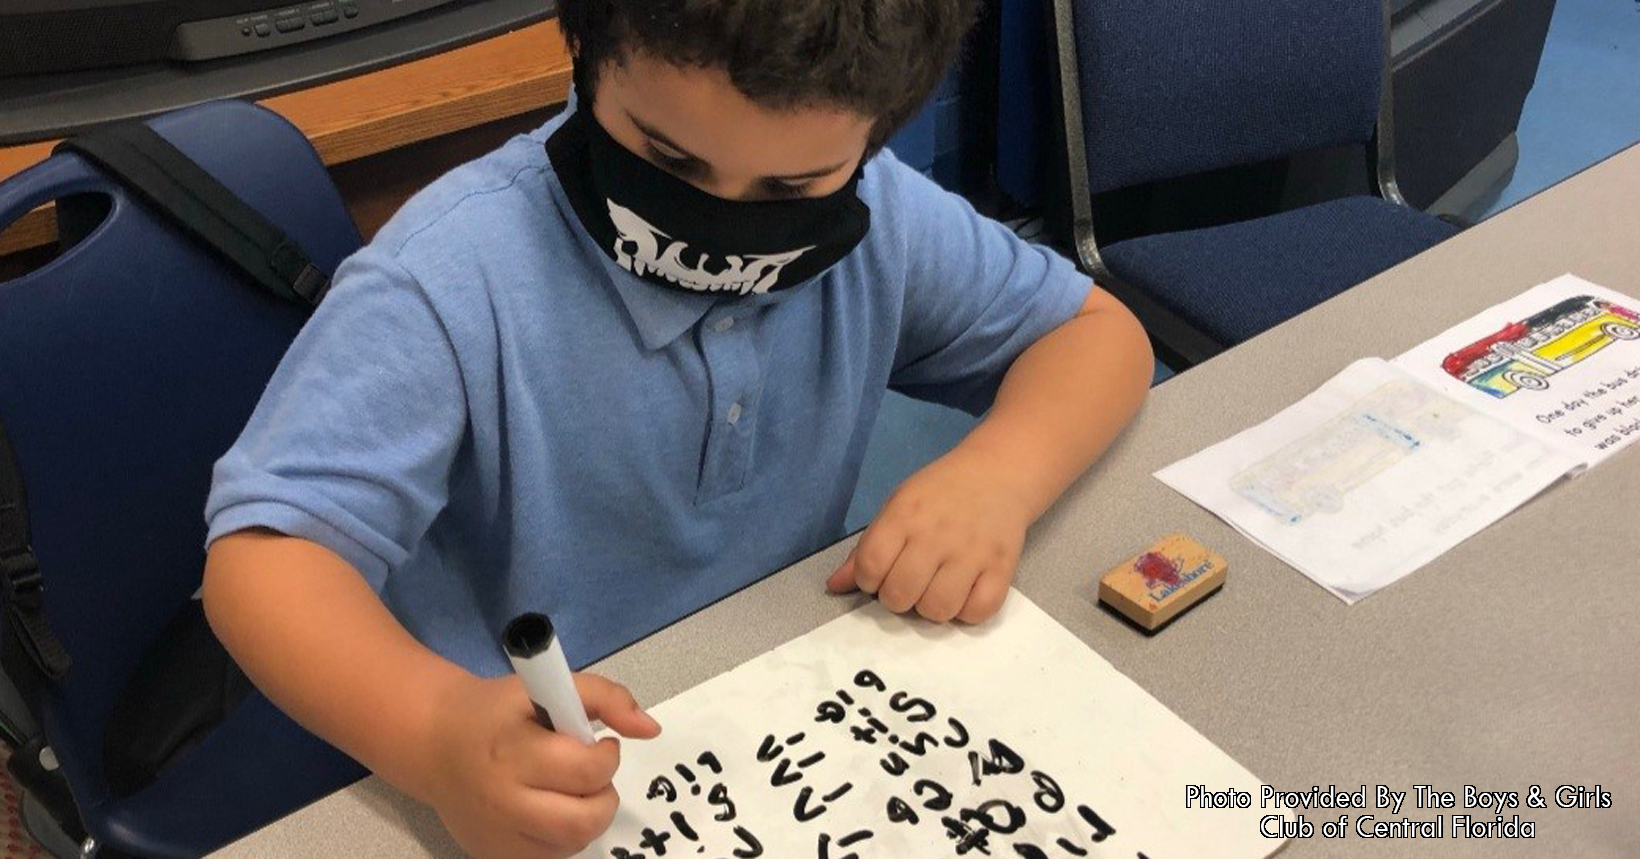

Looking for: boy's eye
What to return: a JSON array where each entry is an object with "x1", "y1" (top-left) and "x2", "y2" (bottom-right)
[
  {"x1": 646, "y1": 143, "x2": 703, "y2": 176},
  {"x1": 764, "y1": 180, "x2": 814, "y2": 200},
  {"x1": 642, "y1": 138, "x2": 817, "y2": 199}
]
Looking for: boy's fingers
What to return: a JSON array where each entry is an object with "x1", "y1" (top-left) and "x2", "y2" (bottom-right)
[
  {"x1": 576, "y1": 674, "x2": 662, "y2": 737},
  {"x1": 512, "y1": 784, "x2": 620, "y2": 852},
  {"x1": 916, "y1": 563, "x2": 981, "y2": 623},
  {"x1": 825, "y1": 551, "x2": 858, "y2": 593},
  {"x1": 876, "y1": 541, "x2": 940, "y2": 613},
  {"x1": 520, "y1": 734, "x2": 620, "y2": 795},
  {"x1": 850, "y1": 526, "x2": 907, "y2": 596},
  {"x1": 957, "y1": 567, "x2": 1011, "y2": 624}
]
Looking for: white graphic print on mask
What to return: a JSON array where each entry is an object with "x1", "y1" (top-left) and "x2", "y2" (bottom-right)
[{"x1": 607, "y1": 200, "x2": 815, "y2": 295}]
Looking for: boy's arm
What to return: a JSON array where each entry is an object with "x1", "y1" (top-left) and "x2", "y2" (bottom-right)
[
  {"x1": 202, "y1": 247, "x2": 655, "y2": 858},
  {"x1": 202, "y1": 529, "x2": 465, "y2": 802},
  {"x1": 204, "y1": 530, "x2": 662, "y2": 859},
  {"x1": 952, "y1": 285, "x2": 1151, "y2": 520},
  {"x1": 828, "y1": 284, "x2": 1151, "y2": 622}
]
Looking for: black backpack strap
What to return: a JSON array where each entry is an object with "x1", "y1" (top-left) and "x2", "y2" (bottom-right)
[
  {"x1": 0, "y1": 418, "x2": 72, "y2": 690},
  {"x1": 54, "y1": 121, "x2": 329, "y2": 307},
  {"x1": 0, "y1": 423, "x2": 83, "y2": 841}
]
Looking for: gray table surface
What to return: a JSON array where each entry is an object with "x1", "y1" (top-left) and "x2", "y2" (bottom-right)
[{"x1": 210, "y1": 145, "x2": 1640, "y2": 859}]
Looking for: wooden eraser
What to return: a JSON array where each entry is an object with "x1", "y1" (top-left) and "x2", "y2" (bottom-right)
[{"x1": 1098, "y1": 533, "x2": 1227, "y2": 633}]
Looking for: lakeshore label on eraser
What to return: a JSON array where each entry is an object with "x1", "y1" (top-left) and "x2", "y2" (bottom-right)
[{"x1": 1099, "y1": 533, "x2": 1227, "y2": 632}]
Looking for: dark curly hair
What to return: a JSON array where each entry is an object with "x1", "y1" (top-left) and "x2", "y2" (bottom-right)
[{"x1": 558, "y1": 0, "x2": 980, "y2": 149}]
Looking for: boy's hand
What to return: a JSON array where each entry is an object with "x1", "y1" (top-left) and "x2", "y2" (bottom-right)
[
  {"x1": 826, "y1": 448, "x2": 1031, "y2": 624},
  {"x1": 418, "y1": 673, "x2": 661, "y2": 859}
]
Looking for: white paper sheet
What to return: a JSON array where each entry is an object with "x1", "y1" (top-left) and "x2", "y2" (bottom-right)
[
  {"x1": 1393, "y1": 274, "x2": 1640, "y2": 467},
  {"x1": 1156, "y1": 358, "x2": 1579, "y2": 602},
  {"x1": 586, "y1": 592, "x2": 1285, "y2": 859}
]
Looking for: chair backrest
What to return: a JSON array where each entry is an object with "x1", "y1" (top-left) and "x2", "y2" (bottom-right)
[
  {"x1": 0, "y1": 100, "x2": 359, "y2": 813},
  {"x1": 1068, "y1": 0, "x2": 1387, "y2": 195}
]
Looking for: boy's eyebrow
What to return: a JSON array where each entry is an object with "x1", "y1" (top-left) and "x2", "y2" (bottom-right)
[{"x1": 628, "y1": 112, "x2": 851, "y2": 182}]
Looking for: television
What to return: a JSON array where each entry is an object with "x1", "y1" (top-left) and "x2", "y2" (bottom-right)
[{"x1": 0, "y1": 0, "x2": 555, "y2": 143}]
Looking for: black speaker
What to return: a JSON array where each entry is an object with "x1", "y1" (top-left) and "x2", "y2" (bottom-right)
[
  {"x1": 0, "y1": 0, "x2": 553, "y2": 145},
  {"x1": 0, "y1": 0, "x2": 464, "y2": 77}
]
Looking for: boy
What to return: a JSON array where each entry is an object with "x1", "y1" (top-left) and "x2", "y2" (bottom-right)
[{"x1": 202, "y1": 1, "x2": 1151, "y2": 857}]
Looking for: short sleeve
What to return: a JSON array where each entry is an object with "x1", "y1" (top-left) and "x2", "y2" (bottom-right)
[
  {"x1": 883, "y1": 157, "x2": 1091, "y2": 415},
  {"x1": 204, "y1": 245, "x2": 468, "y2": 589}
]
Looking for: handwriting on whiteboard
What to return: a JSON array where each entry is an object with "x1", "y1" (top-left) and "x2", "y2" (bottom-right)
[
  {"x1": 602, "y1": 667, "x2": 1149, "y2": 859},
  {"x1": 587, "y1": 592, "x2": 1282, "y2": 859}
]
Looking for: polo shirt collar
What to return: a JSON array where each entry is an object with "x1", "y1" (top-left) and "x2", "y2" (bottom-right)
[
  {"x1": 605, "y1": 263, "x2": 719, "y2": 351},
  {"x1": 594, "y1": 240, "x2": 820, "y2": 350}
]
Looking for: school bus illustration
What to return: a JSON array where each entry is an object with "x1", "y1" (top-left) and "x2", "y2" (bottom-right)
[
  {"x1": 1441, "y1": 295, "x2": 1640, "y2": 398},
  {"x1": 1231, "y1": 380, "x2": 1464, "y2": 524}
]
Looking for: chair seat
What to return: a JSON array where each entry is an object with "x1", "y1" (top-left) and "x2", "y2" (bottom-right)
[{"x1": 1102, "y1": 195, "x2": 1458, "y2": 345}]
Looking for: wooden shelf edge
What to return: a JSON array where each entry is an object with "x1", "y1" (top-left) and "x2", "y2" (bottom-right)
[{"x1": 303, "y1": 72, "x2": 570, "y2": 165}]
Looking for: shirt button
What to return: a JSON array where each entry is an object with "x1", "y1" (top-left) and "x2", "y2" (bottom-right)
[
  {"x1": 726, "y1": 402, "x2": 743, "y2": 425},
  {"x1": 713, "y1": 316, "x2": 736, "y2": 333}
]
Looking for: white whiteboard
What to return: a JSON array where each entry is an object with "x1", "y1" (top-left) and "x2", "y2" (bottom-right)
[{"x1": 586, "y1": 591, "x2": 1284, "y2": 859}]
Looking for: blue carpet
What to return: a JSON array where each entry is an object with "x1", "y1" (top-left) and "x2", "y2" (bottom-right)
[{"x1": 1483, "y1": 0, "x2": 1640, "y2": 215}]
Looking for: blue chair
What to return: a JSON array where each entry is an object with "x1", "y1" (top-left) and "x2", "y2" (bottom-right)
[
  {"x1": 1050, "y1": 0, "x2": 1460, "y2": 367},
  {"x1": 0, "y1": 101, "x2": 366, "y2": 858}
]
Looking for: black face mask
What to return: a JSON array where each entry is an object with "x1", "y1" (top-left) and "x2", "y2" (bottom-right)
[{"x1": 546, "y1": 107, "x2": 871, "y2": 297}]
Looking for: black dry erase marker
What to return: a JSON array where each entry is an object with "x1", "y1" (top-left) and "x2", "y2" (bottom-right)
[{"x1": 503, "y1": 613, "x2": 595, "y2": 744}]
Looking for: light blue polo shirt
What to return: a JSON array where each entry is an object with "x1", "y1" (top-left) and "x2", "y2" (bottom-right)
[{"x1": 205, "y1": 100, "x2": 1090, "y2": 675}]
